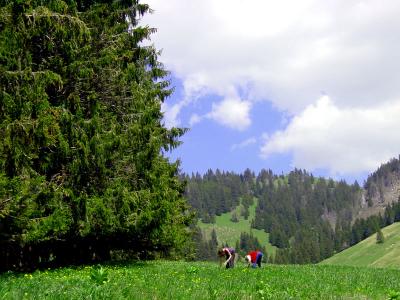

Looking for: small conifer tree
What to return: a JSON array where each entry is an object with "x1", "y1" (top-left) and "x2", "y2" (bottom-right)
[
  {"x1": 376, "y1": 228, "x2": 385, "y2": 244},
  {"x1": 230, "y1": 212, "x2": 239, "y2": 223}
]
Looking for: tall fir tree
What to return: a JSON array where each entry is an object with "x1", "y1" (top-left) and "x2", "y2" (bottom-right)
[{"x1": 0, "y1": 0, "x2": 190, "y2": 270}]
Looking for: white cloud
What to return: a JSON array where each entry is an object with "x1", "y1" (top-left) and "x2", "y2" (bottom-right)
[
  {"x1": 161, "y1": 76, "x2": 209, "y2": 128},
  {"x1": 144, "y1": 0, "x2": 400, "y2": 113},
  {"x1": 231, "y1": 137, "x2": 257, "y2": 151},
  {"x1": 207, "y1": 97, "x2": 252, "y2": 131},
  {"x1": 188, "y1": 96, "x2": 252, "y2": 130},
  {"x1": 161, "y1": 101, "x2": 191, "y2": 128},
  {"x1": 144, "y1": 0, "x2": 400, "y2": 175},
  {"x1": 189, "y1": 113, "x2": 202, "y2": 126},
  {"x1": 161, "y1": 102, "x2": 180, "y2": 128},
  {"x1": 260, "y1": 96, "x2": 400, "y2": 175}
]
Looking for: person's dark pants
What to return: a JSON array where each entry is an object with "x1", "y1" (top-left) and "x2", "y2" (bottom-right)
[
  {"x1": 252, "y1": 252, "x2": 263, "y2": 268},
  {"x1": 226, "y1": 253, "x2": 235, "y2": 268}
]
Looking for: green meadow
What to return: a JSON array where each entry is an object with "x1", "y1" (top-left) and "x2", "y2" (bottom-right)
[
  {"x1": 198, "y1": 199, "x2": 277, "y2": 256},
  {"x1": 321, "y1": 222, "x2": 400, "y2": 268},
  {"x1": 1, "y1": 261, "x2": 400, "y2": 299}
]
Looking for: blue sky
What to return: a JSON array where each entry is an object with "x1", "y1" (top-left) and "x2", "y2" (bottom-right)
[
  {"x1": 166, "y1": 77, "x2": 295, "y2": 177},
  {"x1": 143, "y1": 0, "x2": 400, "y2": 184}
]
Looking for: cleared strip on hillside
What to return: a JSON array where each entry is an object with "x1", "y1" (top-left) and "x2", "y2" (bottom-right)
[{"x1": 198, "y1": 199, "x2": 277, "y2": 256}]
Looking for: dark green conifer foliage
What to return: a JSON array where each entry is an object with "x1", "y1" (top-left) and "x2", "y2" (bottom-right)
[
  {"x1": 238, "y1": 231, "x2": 266, "y2": 257},
  {"x1": 376, "y1": 228, "x2": 385, "y2": 244},
  {"x1": 191, "y1": 227, "x2": 218, "y2": 261},
  {"x1": 230, "y1": 212, "x2": 239, "y2": 223},
  {"x1": 210, "y1": 228, "x2": 218, "y2": 247},
  {"x1": 0, "y1": 0, "x2": 190, "y2": 270}
]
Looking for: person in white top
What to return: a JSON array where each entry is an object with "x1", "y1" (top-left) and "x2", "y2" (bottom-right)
[{"x1": 217, "y1": 247, "x2": 236, "y2": 268}]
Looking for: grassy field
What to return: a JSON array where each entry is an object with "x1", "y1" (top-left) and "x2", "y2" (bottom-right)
[
  {"x1": 1, "y1": 260, "x2": 400, "y2": 299},
  {"x1": 321, "y1": 222, "x2": 400, "y2": 268},
  {"x1": 198, "y1": 199, "x2": 276, "y2": 257}
]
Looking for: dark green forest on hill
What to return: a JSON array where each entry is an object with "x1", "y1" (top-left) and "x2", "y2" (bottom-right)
[{"x1": 184, "y1": 165, "x2": 400, "y2": 264}]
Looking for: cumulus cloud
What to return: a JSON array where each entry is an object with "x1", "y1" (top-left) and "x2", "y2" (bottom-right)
[
  {"x1": 207, "y1": 97, "x2": 252, "y2": 131},
  {"x1": 161, "y1": 76, "x2": 210, "y2": 128},
  {"x1": 189, "y1": 113, "x2": 202, "y2": 126},
  {"x1": 161, "y1": 102, "x2": 182, "y2": 128},
  {"x1": 144, "y1": 0, "x2": 400, "y2": 113},
  {"x1": 231, "y1": 137, "x2": 257, "y2": 151},
  {"x1": 144, "y1": 0, "x2": 400, "y2": 174},
  {"x1": 260, "y1": 96, "x2": 400, "y2": 175},
  {"x1": 187, "y1": 96, "x2": 252, "y2": 130}
]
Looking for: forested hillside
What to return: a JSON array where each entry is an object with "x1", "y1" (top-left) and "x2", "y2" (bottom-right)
[{"x1": 184, "y1": 157, "x2": 400, "y2": 263}]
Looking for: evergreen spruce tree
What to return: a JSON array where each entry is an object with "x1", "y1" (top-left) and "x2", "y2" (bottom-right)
[
  {"x1": 210, "y1": 228, "x2": 218, "y2": 247},
  {"x1": 230, "y1": 211, "x2": 239, "y2": 223},
  {"x1": 376, "y1": 228, "x2": 385, "y2": 244},
  {"x1": 207, "y1": 229, "x2": 218, "y2": 261},
  {"x1": 192, "y1": 226, "x2": 205, "y2": 260},
  {"x1": 0, "y1": 0, "x2": 190, "y2": 270}
]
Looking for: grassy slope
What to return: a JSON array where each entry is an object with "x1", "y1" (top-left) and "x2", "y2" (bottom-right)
[
  {"x1": 321, "y1": 222, "x2": 400, "y2": 268},
  {"x1": 1, "y1": 261, "x2": 400, "y2": 299},
  {"x1": 198, "y1": 199, "x2": 276, "y2": 256}
]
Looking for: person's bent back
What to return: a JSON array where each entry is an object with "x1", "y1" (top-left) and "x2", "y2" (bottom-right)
[
  {"x1": 245, "y1": 250, "x2": 263, "y2": 268},
  {"x1": 217, "y1": 247, "x2": 236, "y2": 268}
]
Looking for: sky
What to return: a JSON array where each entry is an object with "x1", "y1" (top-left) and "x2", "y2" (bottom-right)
[{"x1": 141, "y1": 0, "x2": 400, "y2": 183}]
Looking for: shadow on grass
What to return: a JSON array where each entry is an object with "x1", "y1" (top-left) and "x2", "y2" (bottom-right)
[{"x1": 0, "y1": 258, "x2": 154, "y2": 278}]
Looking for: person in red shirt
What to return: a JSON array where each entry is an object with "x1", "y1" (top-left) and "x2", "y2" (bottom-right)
[{"x1": 245, "y1": 250, "x2": 263, "y2": 268}]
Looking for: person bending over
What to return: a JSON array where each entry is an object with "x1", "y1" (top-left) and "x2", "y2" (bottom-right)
[
  {"x1": 217, "y1": 247, "x2": 236, "y2": 269},
  {"x1": 245, "y1": 250, "x2": 263, "y2": 268}
]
